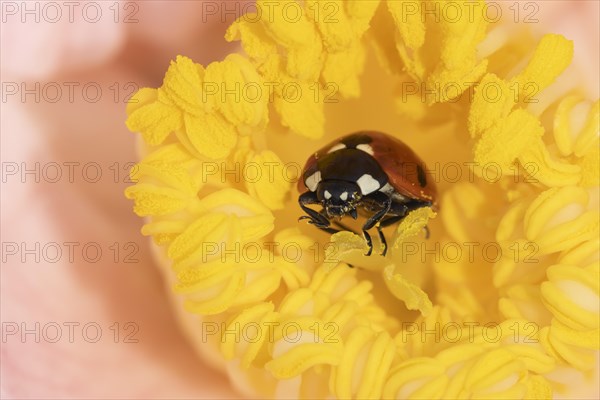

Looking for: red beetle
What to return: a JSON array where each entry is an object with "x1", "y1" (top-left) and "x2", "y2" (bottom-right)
[{"x1": 298, "y1": 131, "x2": 438, "y2": 256}]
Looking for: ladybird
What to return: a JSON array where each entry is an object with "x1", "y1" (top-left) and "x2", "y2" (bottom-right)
[{"x1": 298, "y1": 131, "x2": 438, "y2": 256}]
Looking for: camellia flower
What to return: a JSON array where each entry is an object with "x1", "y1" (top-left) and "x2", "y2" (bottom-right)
[{"x1": 125, "y1": 1, "x2": 598, "y2": 398}]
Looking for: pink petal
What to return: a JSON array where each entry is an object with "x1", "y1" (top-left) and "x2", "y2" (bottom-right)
[
  {"x1": 1, "y1": 1, "x2": 126, "y2": 80},
  {"x1": 0, "y1": 65, "x2": 239, "y2": 399}
]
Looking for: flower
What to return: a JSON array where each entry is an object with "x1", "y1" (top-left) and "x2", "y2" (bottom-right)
[{"x1": 125, "y1": 1, "x2": 599, "y2": 398}]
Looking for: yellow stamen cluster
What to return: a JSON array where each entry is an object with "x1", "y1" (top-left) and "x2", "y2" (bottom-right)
[
  {"x1": 226, "y1": 0, "x2": 381, "y2": 138},
  {"x1": 125, "y1": 1, "x2": 599, "y2": 398}
]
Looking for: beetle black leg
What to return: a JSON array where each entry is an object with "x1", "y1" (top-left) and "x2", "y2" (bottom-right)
[
  {"x1": 376, "y1": 214, "x2": 406, "y2": 257},
  {"x1": 363, "y1": 229, "x2": 374, "y2": 256},
  {"x1": 360, "y1": 192, "x2": 392, "y2": 256},
  {"x1": 376, "y1": 200, "x2": 433, "y2": 255},
  {"x1": 315, "y1": 225, "x2": 342, "y2": 235},
  {"x1": 379, "y1": 214, "x2": 405, "y2": 228},
  {"x1": 376, "y1": 227, "x2": 387, "y2": 256},
  {"x1": 374, "y1": 215, "x2": 405, "y2": 257},
  {"x1": 299, "y1": 191, "x2": 329, "y2": 226},
  {"x1": 366, "y1": 197, "x2": 435, "y2": 256},
  {"x1": 362, "y1": 192, "x2": 392, "y2": 230},
  {"x1": 298, "y1": 192, "x2": 343, "y2": 236}
]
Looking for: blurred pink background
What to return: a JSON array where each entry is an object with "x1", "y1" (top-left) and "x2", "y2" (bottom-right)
[{"x1": 1, "y1": 1, "x2": 598, "y2": 398}]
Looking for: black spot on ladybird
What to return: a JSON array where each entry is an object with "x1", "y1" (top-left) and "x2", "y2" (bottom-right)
[{"x1": 417, "y1": 164, "x2": 427, "y2": 187}]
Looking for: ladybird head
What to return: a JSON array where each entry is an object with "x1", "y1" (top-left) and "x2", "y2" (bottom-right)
[{"x1": 316, "y1": 180, "x2": 361, "y2": 220}]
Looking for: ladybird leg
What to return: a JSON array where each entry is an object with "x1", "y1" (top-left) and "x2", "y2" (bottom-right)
[
  {"x1": 362, "y1": 192, "x2": 392, "y2": 230},
  {"x1": 377, "y1": 200, "x2": 409, "y2": 226},
  {"x1": 315, "y1": 225, "x2": 342, "y2": 235},
  {"x1": 367, "y1": 197, "x2": 420, "y2": 256},
  {"x1": 377, "y1": 200, "x2": 432, "y2": 248},
  {"x1": 363, "y1": 229, "x2": 374, "y2": 256},
  {"x1": 376, "y1": 227, "x2": 388, "y2": 257},
  {"x1": 379, "y1": 214, "x2": 406, "y2": 228},
  {"x1": 298, "y1": 191, "x2": 330, "y2": 228},
  {"x1": 374, "y1": 214, "x2": 408, "y2": 257},
  {"x1": 373, "y1": 214, "x2": 429, "y2": 256},
  {"x1": 374, "y1": 215, "x2": 406, "y2": 257},
  {"x1": 361, "y1": 192, "x2": 392, "y2": 256},
  {"x1": 300, "y1": 216, "x2": 340, "y2": 235},
  {"x1": 313, "y1": 210, "x2": 359, "y2": 236},
  {"x1": 298, "y1": 193, "x2": 344, "y2": 236}
]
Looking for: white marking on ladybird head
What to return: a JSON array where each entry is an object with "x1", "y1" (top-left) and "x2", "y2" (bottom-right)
[
  {"x1": 327, "y1": 143, "x2": 346, "y2": 153},
  {"x1": 324, "y1": 190, "x2": 332, "y2": 199},
  {"x1": 356, "y1": 143, "x2": 374, "y2": 156},
  {"x1": 305, "y1": 171, "x2": 321, "y2": 192},
  {"x1": 340, "y1": 191, "x2": 348, "y2": 201},
  {"x1": 357, "y1": 174, "x2": 380, "y2": 195}
]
